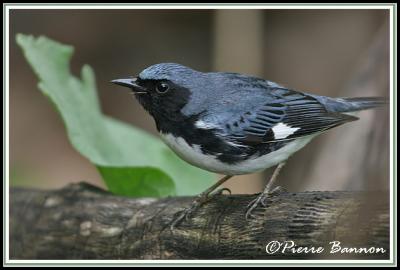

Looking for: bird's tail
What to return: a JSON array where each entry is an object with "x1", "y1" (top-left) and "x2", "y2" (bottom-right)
[
  {"x1": 338, "y1": 97, "x2": 389, "y2": 112},
  {"x1": 313, "y1": 95, "x2": 389, "y2": 113}
]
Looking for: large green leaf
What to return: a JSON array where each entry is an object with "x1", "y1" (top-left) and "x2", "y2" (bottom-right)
[{"x1": 16, "y1": 34, "x2": 215, "y2": 197}]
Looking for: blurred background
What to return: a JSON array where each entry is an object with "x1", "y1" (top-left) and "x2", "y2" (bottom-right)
[{"x1": 10, "y1": 9, "x2": 390, "y2": 194}]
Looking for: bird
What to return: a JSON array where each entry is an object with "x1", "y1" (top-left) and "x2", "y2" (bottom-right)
[{"x1": 112, "y1": 63, "x2": 387, "y2": 228}]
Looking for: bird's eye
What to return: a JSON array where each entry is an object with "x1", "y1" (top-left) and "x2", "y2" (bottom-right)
[{"x1": 156, "y1": 82, "x2": 170, "y2": 94}]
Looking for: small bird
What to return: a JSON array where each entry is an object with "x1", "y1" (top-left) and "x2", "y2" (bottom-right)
[{"x1": 112, "y1": 63, "x2": 387, "y2": 228}]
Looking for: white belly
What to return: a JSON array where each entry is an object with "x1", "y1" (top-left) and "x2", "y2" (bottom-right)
[{"x1": 160, "y1": 133, "x2": 317, "y2": 175}]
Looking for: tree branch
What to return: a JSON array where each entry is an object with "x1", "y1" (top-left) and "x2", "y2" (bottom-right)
[{"x1": 10, "y1": 183, "x2": 389, "y2": 259}]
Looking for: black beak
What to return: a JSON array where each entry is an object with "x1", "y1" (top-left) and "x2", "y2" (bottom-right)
[{"x1": 111, "y1": 77, "x2": 147, "y2": 94}]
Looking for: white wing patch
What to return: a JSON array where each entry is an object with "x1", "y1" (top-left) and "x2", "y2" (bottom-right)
[
  {"x1": 194, "y1": 120, "x2": 218, "y2": 129},
  {"x1": 272, "y1": 122, "x2": 300, "y2": 139}
]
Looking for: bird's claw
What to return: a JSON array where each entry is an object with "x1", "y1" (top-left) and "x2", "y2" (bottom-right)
[
  {"x1": 246, "y1": 194, "x2": 266, "y2": 220},
  {"x1": 269, "y1": 186, "x2": 286, "y2": 196},
  {"x1": 211, "y1": 187, "x2": 231, "y2": 197},
  {"x1": 169, "y1": 199, "x2": 202, "y2": 230},
  {"x1": 169, "y1": 187, "x2": 231, "y2": 230},
  {"x1": 245, "y1": 186, "x2": 286, "y2": 220},
  {"x1": 169, "y1": 192, "x2": 212, "y2": 230}
]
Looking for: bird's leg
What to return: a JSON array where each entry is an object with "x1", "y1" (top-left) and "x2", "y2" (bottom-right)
[
  {"x1": 170, "y1": 175, "x2": 233, "y2": 230},
  {"x1": 246, "y1": 162, "x2": 286, "y2": 219}
]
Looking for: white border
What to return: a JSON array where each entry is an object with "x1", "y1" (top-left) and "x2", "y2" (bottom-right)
[
  {"x1": 4, "y1": 3, "x2": 396, "y2": 266},
  {"x1": 5, "y1": 3, "x2": 10, "y2": 265},
  {"x1": 389, "y1": 6, "x2": 395, "y2": 267}
]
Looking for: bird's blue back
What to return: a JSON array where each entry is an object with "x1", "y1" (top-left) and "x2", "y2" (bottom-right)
[{"x1": 139, "y1": 63, "x2": 385, "y2": 145}]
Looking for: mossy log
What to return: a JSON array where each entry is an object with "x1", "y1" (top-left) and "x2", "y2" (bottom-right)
[{"x1": 10, "y1": 183, "x2": 389, "y2": 260}]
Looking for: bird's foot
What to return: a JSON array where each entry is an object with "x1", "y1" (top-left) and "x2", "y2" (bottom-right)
[
  {"x1": 169, "y1": 188, "x2": 230, "y2": 230},
  {"x1": 210, "y1": 187, "x2": 231, "y2": 197},
  {"x1": 169, "y1": 196, "x2": 205, "y2": 230},
  {"x1": 269, "y1": 186, "x2": 286, "y2": 196},
  {"x1": 245, "y1": 186, "x2": 286, "y2": 220}
]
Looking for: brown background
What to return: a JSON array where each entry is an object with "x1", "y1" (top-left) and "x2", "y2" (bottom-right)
[{"x1": 9, "y1": 9, "x2": 390, "y2": 194}]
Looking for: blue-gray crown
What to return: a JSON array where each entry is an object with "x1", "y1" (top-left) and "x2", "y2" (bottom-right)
[{"x1": 138, "y1": 63, "x2": 197, "y2": 81}]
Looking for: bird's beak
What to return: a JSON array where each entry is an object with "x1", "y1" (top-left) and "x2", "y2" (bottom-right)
[{"x1": 111, "y1": 77, "x2": 147, "y2": 94}]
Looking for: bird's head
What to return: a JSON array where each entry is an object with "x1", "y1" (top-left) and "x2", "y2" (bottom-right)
[{"x1": 112, "y1": 63, "x2": 206, "y2": 122}]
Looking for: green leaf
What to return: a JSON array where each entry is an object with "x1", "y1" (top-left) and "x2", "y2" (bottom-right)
[
  {"x1": 16, "y1": 34, "x2": 215, "y2": 197},
  {"x1": 98, "y1": 166, "x2": 175, "y2": 197}
]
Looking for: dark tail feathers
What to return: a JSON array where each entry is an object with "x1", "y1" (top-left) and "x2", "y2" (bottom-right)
[{"x1": 339, "y1": 97, "x2": 389, "y2": 112}]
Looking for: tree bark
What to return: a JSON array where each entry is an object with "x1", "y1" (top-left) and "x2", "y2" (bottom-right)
[{"x1": 10, "y1": 183, "x2": 389, "y2": 260}]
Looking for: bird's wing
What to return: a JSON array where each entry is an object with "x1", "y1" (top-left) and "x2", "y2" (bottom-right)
[{"x1": 201, "y1": 88, "x2": 358, "y2": 146}]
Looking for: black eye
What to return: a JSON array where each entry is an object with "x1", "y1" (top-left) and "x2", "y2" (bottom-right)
[{"x1": 156, "y1": 82, "x2": 170, "y2": 94}]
